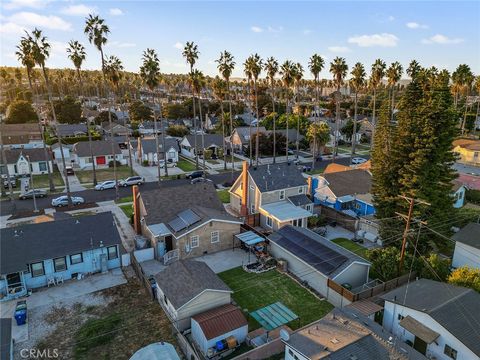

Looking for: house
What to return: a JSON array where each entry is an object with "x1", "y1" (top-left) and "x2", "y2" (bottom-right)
[
  {"x1": 230, "y1": 162, "x2": 312, "y2": 230},
  {"x1": 0, "y1": 123, "x2": 43, "y2": 149},
  {"x1": 275, "y1": 129, "x2": 305, "y2": 145},
  {"x1": 230, "y1": 126, "x2": 267, "y2": 152},
  {"x1": 268, "y1": 225, "x2": 370, "y2": 307},
  {"x1": 51, "y1": 142, "x2": 71, "y2": 160},
  {"x1": 0, "y1": 212, "x2": 122, "y2": 301},
  {"x1": 133, "y1": 182, "x2": 242, "y2": 261},
  {"x1": 101, "y1": 121, "x2": 132, "y2": 137},
  {"x1": 283, "y1": 308, "x2": 426, "y2": 360},
  {"x1": 135, "y1": 137, "x2": 178, "y2": 165},
  {"x1": 0, "y1": 318, "x2": 12, "y2": 360},
  {"x1": 312, "y1": 168, "x2": 375, "y2": 216},
  {"x1": 191, "y1": 304, "x2": 248, "y2": 356},
  {"x1": 452, "y1": 180, "x2": 466, "y2": 208},
  {"x1": 381, "y1": 278, "x2": 480, "y2": 360},
  {"x1": 154, "y1": 260, "x2": 232, "y2": 331},
  {"x1": 138, "y1": 121, "x2": 163, "y2": 136},
  {"x1": 452, "y1": 222, "x2": 480, "y2": 269},
  {"x1": 453, "y1": 139, "x2": 480, "y2": 166},
  {"x1": 180, "y1": 134, "x2": 225, "y2": 158},
  {"x1": 0, "y1": 148, "x2": 53, "y2": 176},
  {"x1": 71, "y1": 140, "x2": 125, "y2": 169},
  {"x1": 56, "y1": 124, "x2": 88, "y2": 138}
]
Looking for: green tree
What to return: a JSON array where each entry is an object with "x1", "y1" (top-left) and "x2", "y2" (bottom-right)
[
  {"x1": 280, "y1": 60, "x2": 296, "y2": 161},
  {"x1": 448, "y1": 266, "x2": 480, "y2": 292},
  {"x1": 369, "y1": 59, "x2": 386, "y2": 147},
  {"x1": 366, "y1": 247, "x2": 422, "y2": 281},
  {"x1": 329, "y1": 57, "x2": 348, "y2": 160},
  {"x1": 306, "y1": 122, "x2": 330, "y2": 156},
  {"x1": 5, "y1": 100, "x2": 36, "y2": 123},
  {"x1": 166, "y1": 124, "x2": 189, "y2": 137},
  {"x1": 420, "y1": 254, "x2": 451, "y2": 281},
  {"x1": 162, "y1": 103, "x2": 189, "y2": 119},
  {"x1": 340, "y1": 119, "x2": 354, "y2": 141},
  {"x1": 95, "y1": 111, "x2": 118, "y2": 124},
  {"x1": 349, "y1": 62, "x2": 366, "y2": 157},
  {"x1": 264, "y1": 57, "x2": 279, "y2": 163},
  {"x1": 52, "y1": 95, "x2": 82, "y2": 124},
  {"x1": 128, "y1": 100, "x2": 153, "y2": 122}
]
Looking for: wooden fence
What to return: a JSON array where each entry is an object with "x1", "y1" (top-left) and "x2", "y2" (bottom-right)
[
  {"x1": 245, "y1": 213, "x2": 261, "y2": 227},
  {"x1": 130, "y1": 253, "x2": 154, "y2": 298},
  {"x1": 316, "y1": 205, "x2": 357, "y2": 232}
]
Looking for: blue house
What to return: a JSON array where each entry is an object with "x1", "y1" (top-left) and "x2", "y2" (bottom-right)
[
  {"x1": 311, "y1": 169, "x2": 376, "y2": 216},
  {"x1": 0, "y1": 212, "x2": 122, "y2": 301}
]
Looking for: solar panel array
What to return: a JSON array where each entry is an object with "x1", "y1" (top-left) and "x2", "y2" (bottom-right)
[
  {"x1": 167, "y1": 209, "x2": 201, "y2": 233},
  {"x1": 275, "y1": 226, "x2": 348, "y2": 275}
]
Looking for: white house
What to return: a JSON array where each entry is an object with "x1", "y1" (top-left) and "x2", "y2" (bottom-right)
[
  {"x1": 180, "y1": 134, "x2": 225, "y2": 158},
  {"x1": 452, "y1": 223, "x2": 480, "y2": 269},
  {"x1": 135, "y1": 137, "x2": 178, "y2": 165},
  {"x1": 71, "y1": 140, "x2": 125, "y2": 169},
  {"x1": 381, "y1": 279, "x2": 480, "y2": 360},
  {"x1": 51, "y1": 143, "x2": 71, "y2": 160},
  {"x1": 1, "y1": 148, "x2": 53, "y2": 176}
]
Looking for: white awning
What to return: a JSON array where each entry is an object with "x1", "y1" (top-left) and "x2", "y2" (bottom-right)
[{"x1": 260, "y1": 201, "x2": 312, "y2": 222}]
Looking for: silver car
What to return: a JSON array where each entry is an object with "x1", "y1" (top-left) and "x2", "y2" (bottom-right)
[
  {"x1": 351, "y1": 157, "x2": 367, "y2": 165},
  {"x1": 120, "y1": 176, "x2": 145, "y2": 187},
  {"x1": 51, "y1": 196, "x2": 85, "y2": 207},
  {"x1": 94, "y1": 180, "x2": 117, "y2": 191}
]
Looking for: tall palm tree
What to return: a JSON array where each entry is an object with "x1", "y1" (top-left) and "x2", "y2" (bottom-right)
[
  {"x1": 349, "y1": 62, "x2": 366, "y2": 159},
  {"x1": 190, "y1": 69, "x2": 207, "y2": 175},
  {"x1": 182, "y1": 42, "x2": 200, "y2": 169},
  {"x1": 216, "y1": 51, "x2": 236, "y2": 177},
  {"x1": 308, "y1": 54, "x2": 325, "y2": 118},
  {"x1": 406, "y1": 60, "x2": 421, "y2": 79},
  {"x1": 453, "y1": 65, "x2": 474, "y2": 134},
  {"x1": 212, "y1": 76, "x2": 228, "y2": 169},
  {"x1": 243, "y1": 57, "x2": 255, "y2": 165},
  {"x1": 26, "y1": 28, "x2": 72, "y2": 203},
  {"x1": 386, "y1": 61, "x2": 403, "y2": 122},
  {"x1": 329, "y1": 57, "x2": 348, "y2": 162},
  {"x1": 140, "y1": 48, "x2": 166, "y2": 182},
  {"x1": 264, "y1": 57, "x2": 279, "y2": 163},
  {"x1": 369, "y1": 59, "x2": 386, "y2": 148},
  {"x1": 280, "y1": 60, "x2": 295, "y2": 163},
  {"x1": 16, "y1": 37, "x2": 55, "y2": 193},
  {"x1": 475, "y1": 76, "x2": 480, "y2": 127},
  {"x1": 293, "y1": 63, "x2": 304, "y2": 160},
  {"x1": 67, "y1": 40, "x2": 98, "y2": 185}
]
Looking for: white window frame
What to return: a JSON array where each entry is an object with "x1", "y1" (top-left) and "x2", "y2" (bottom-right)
[
  {"x1": 190, "y1": 235, "x2": 199, "y2": 248},
  {"x1": 279, "y1": 190, "x2": 285, "y2": 200},
  {"x1": 444, "y1": 344, "x2": 458, "y2": 360},
  {"x1": 306, "y1": 204, "x2": 312, "y2": 212},
  {"x1": 266, "y1": 217, "x2": 273, "y2": 228},
  {"x1": 211, "y1": 231, "x2": 220, "y2": 243}
]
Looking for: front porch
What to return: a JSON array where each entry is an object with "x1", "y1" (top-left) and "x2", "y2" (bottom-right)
[{"x1": 0, "y1": 272, "x2": 27, "y2": 302}]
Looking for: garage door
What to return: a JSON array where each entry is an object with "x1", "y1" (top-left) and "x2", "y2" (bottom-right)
[{"x1": 96, "y1": 156, "x2": 106, "y2": 165}]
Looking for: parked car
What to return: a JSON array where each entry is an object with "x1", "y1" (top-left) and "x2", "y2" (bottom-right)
[
  {"x1": 191, "y1": 177, "x2": 212, "y2": 184},
  {"x1": 3, "y1": 176, "x2": 16, "y2": 189},
  {"x1": 94, "y1": 180, "x2": 117, "y2": 191},
  {"x1": 19, "y1": 189, "x2": 47, "y2": 200},
  {"x1": 51, "y1": 195, "x2": 85, "y2": 207},
  {"x1": 186, "y1": 170, "x2": 204, "y2": 179},
  {"x1": 65, "y1": 166, "x2": 75, "y2": 175},
  {"x1": 351, "y1": 157, "x2": 367, "y2": 165},
  {"x1": 120, "y1": 176, "x2": 145, "y2": 187},
  {"x1": 159, "y1": 160, "x2": 177, "y2": 168}
]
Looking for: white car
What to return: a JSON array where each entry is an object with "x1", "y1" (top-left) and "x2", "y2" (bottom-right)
[
  {"x1": 95, "y1": 180, "x2": 117, "y2": 191},
  {"x1": 351, "y1": 157, "x2": 367, "y2": 165},
  {"x1": 51, "y1": 196, "x2": 85, "y2": 207}
]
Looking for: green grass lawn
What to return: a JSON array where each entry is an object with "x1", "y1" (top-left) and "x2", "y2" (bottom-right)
[
  {"x1": 217, "y1": 189, "x2": 230, "y2": 203},
  {"x1": 177, "y1": 159, "x2": 197, "y2": 172},
  {"x1": 306, "y1": 168, "x2": 323, "y2": 175},
  {"x1": 115, "y1": 195, "x2": 133, "y2": 204},
  {"x1": 32, "y1": 170, "x2": 64, "y2": 189},
  {"x1": 218, "y1": 267, "x2": 333, "y2": 331},
  {"x1": 119, "y1": 204, "x2": 133, "y2": 218},
  {"x1": 76, "y1": 166, "x2": 135, "y2": 184},
  {"x1": 331, "y1": 238, "x2": 368, "y2": 259}
]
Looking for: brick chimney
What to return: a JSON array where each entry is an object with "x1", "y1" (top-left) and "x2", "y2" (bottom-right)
[
  {"x1": 240, "y1": 161, "x2": 248, "y2": 216},
  {"x1": 132, "y1": 185, "x2": 142, "y2": 235}
]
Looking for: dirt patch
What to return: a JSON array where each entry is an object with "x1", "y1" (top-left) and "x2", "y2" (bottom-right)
[{"x1": 8, "y1": 209, "x2": 45, "y2": 220}]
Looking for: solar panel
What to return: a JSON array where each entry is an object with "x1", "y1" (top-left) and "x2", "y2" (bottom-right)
[
  {"x1": 168, "y1": 217, "x2": 188, "y2": 233},
  {"x1": 177, "y1": 209, "x2": 201, "y2": 226}
]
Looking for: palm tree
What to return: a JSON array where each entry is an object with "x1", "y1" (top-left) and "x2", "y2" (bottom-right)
[
  {"x1": 67, "y1": 40, "x2": 98, "y2": 185},
  {"x1": 406, "y1": 60, "x2": 421, "y2": 79},
  {"x1": 369, "y1": 59, "x2": 386, "y2": 148},
  {"x1": 280, "y1": 60, "x2": 295, "y2": 163},
  {"x1": 212, "y1": 76, "x2": 228, "y2": 169},
  {"x1": 182, "y1": 42, "x2": 200, "y2": 169},
  {"x1": 140, "y1": 48, "x2": 165, "y2": 182},
  {"x1": 453, "y1": 65, "x2": 474, "y2": 134},
  {"x1": 475, "y1": 76, "x2": 480, "y2": 127},
  {"x1": 307, "y1": 122, "x2": 330, "y2": 160},
  {"x1": 292, "y1": 63, "x2": 304, "y2": 160},
  {"x1": 26, "y1": 28, "x2": 72, "y2": 204},
  {"x1": 243, "y1": 57, "x2": 255, "y2": 165},
  {"x1": 308, "y1": 54, "x2": 324, "y2": 118},
  {"x1": 329, "y1": 57, "x2": 348, "y2": 162},
  {"x1": 264, "y1": 57, "x2": 279, "y2": 163},
  {"x1": 190, "y1": 69, "x2": 207, "y2": 175},
  {"x1": 349, "y1": 62, "x2": 366, "y2": 159},
  {"x1": 104, "y1": 55, "x2": 123, "y2": 199},
  {"x1": 386, "y1": 61, "x2": 403, "y2": 122},
  {"x1": 16, "y1": 37, "x2": 55, "y2": 193},
  {"x1": 216, "y1": 51, "x2": 236, "y2": 177}
]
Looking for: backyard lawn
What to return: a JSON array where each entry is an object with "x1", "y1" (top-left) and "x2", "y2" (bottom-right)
[
  {"x1": 331, "y1": 238, "x2": 368, "y2": 259},
  {"x1": 177, "y1": 159, "x2": 197, "y2": 172},
  {"x1": 218, "y1": 267, "x2": 333, "y2": 331},
  {"x1": 32, "y1": 170, "x2": 64, "y2": 189},
  {"x1": 76, "y1": 166, "x2": 135, "y2": 184},
  {"x1": 216, "y1": 189, "x2": 230, "y2": 203}
]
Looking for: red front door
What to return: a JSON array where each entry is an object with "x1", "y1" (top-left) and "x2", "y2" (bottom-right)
[{"x1": 96, "y1": 156, "x2": 106, "y2": 165}]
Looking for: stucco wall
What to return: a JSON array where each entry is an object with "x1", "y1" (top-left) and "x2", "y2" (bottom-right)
[
  {"x1": 261, "y1": 185, "x2": 307, "y2": 205},
  {"x1": 452, "y1": 242, "x2": 480, "y2": 269},
  {"x1": 191, "y1": 318, "x2": 248, "y2": 355}
]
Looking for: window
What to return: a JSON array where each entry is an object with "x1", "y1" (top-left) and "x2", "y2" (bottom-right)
[
  {"x1": 279, "y1": 190, "x2": 285, "y2": 200},
  {"x1": 211, "y1": 231, "x2": 219, "y2": 243},
  {"x1": 39, "y1": 161, "x2": 47, "y2": 171},
  {"x1": 70, "y1": 253, "x2": 83, "y2": 265},
  {"x1": 298, "y1": 187, "x2": 303, "y2": 194},
  {"x1": 354, "y1": 202, "x2": 362, "y2": 210},
  {"x1": 444, "y1": 345, "x2": 458, "y2": 359},
  {"x1": 190, "y1": 235, "x2": 199, "y2": 248},
  {"x1": 30, "y1": 262, "x2": 45, "y2": 277},
  {"x1": 53, "y1": 257, "x2": 67, "y2": 272},
  {"x1": 250, "y1": 204, "x2": 255, "y2": 214},
  {"x1": 397, "y1": 314, "x2": 404, "y2": 321},
  {"x1": 266, "y1": 217, "x2": 273, "y2": 228},
  {"x1": 107, "y1": 246, "x2": 118, "y2": 260}
]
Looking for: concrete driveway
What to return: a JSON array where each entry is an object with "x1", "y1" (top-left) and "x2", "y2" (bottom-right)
[{"x1": 132, "y1": 161, "x2": 184, "y2": 182}]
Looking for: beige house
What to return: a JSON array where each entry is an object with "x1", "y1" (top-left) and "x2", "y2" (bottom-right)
[
  {"x1": 133, "y1": 183, "x2": 242, "y2": 262},
  {"x1": 453, "y1": 139, "x2": 480, "y2": 166},
  {"x1": 229, "y1": 162, "x2": 313, "y2": 231}
]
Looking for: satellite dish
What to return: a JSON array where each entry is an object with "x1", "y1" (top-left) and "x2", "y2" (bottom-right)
[{"x1": 280, "y1": 329, "x2": 290, "y2": 342}]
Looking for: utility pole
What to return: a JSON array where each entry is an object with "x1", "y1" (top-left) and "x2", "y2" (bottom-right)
[{"x1": 395, "y1": 195, "x2": 430, "y2": 273}]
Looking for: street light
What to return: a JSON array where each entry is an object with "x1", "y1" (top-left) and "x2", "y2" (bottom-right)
[{"x1": 26, "y1": 155, "x2": 38, "y2": 213}]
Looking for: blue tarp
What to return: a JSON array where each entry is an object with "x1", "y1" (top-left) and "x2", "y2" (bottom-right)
[
  {"x1": 250, "y1": 302, "x2": 298, "y2": 331},
  {"x1": 236, "y1": 231, "x2": 264, "y2": 246}
]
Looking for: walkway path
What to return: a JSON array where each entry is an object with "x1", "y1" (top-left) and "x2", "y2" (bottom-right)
[
  {"x1": 97, "y1": 200, "x2": 136, "y2": 252},
  {"x1": 56, "y1": 160, "x2": 86, "y2": 192}
]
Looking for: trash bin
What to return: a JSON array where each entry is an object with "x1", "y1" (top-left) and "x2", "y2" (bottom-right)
[{"x1": 15, "y1": 309, "x2": 27, "y2": 325}]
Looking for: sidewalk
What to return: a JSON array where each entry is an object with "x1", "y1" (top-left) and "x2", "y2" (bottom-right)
[
  {"x1": 97, "y1": 200, "x2": 136, "y2": 252},
  {"x1": 56, "y1": 160, "x2": 86, "y2": 192}
]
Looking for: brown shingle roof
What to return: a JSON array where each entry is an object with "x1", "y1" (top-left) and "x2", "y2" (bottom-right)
[
  {"x1": 323, "y1": 169, "x2": 372, "y2": 197},
  {"x1": 192, "y1": 304, "x2": 247, "y2": 340}
]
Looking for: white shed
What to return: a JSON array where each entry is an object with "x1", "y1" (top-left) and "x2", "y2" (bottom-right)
[{"x1": 452, "y1": 223, "x2": 480, "y2": 269}]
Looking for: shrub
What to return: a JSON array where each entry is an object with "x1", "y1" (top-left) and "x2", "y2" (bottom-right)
[
  {"x1": 108, "y1": 160, "x2": 122, "y2": 168},
  {"x1": 74, "y1": 314, "x2": 122, "y2": 357},
  {"x1": 466, "y1": 189, "x2": 480, "y2": 205},
  {"x1": 142, "y1": 160, "x2": 149, "y2": 166}
]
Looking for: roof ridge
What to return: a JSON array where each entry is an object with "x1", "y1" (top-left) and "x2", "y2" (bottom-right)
[{"x1": 428, "y1": 288, "x2": 472, "y2": 313}]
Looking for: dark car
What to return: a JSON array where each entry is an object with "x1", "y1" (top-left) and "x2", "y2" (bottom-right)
[
  {"x1": 65, "y1": 166, "x2": 75, "y2": 175},
  {"x1": 19, "y1": 189, "x2": 47, "y2": 200},
  {"x1": 186, "y1": 171, "x2": 204, "y2": 179},
  {"x1": 191, "y1": 177, "x2": 212, "y2": 184},
  {"x1": 3, "y1": 176, "x2": 16, "y2": 189}
]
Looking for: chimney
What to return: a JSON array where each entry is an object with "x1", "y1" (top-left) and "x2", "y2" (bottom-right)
[
  {"x1": 241, "y1": 161, "x2": 248, "y2": 216},
  {"x1": 132, "y1": 185, "x2": 142, "y2": 235}
]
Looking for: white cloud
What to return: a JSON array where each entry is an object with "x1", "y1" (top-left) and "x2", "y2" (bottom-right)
[
  {"x1": 4, "y1": 12, "x2": 72, "y2": 31},
  {"x1": 406, "y1": 22, "x2": 428, "y2": 29},
  {"x1": 3, "y1": 0, "x2": 48, "y2": 10},
  {"x1": 328, "y1": 46, "x2": 351, "y2": 53},
  {"x1": 173, "y1": 42, "x2": 183, "y2": 50},
  {"x1": 251, "y1": 26, "x2": 263, "y2": 33},
  {"x1": 348, "y1": 33, "x2": 398, "y2": 47},
  {"x1": 388, "y1": 15, "x2": 395, "y2": 21},
  {"x1": 61, "y1": 4, "x2": 96, "y2": 16},
  {"x1": 267, "y1": 26, "x2": 283, "y2": 33},
  {"x1": 50, "y1": 40, "x2": 67, "y2": 55},
  {"x1": 421, "y1": 34, "x2": 464, "y2": 44},
  {"x1": 109, "y1": 8, "x2": 123, "y2": 16},
  {"x1": 303, "y1": 29, "x2": 312, "y2": 35},
  {"x1": 0, "y1": 22, "x2": 26, "y2": 34}
]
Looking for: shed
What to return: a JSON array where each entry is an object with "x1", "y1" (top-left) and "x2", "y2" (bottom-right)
[{"x1": 191, "y1": 304, "x2": 248, "y2": 355}]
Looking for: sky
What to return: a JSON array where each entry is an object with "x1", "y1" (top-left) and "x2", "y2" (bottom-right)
[{"x1": 1, "y1": 0, "x2": 479, "y2": 79}]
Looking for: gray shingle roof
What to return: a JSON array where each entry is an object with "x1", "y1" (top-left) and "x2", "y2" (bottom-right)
[
  {"x1": 1, "y1": 148, "x2": 52, "y2": 164},
  {"x1": 452, "y1": 223, "x2": 480, "y2": 250},
  {"x1": 0, "y1": 212, "x2": 121, "y2": 274},
  {"x1": 185, "y1": 134, "x2": 225, "y2": 150},
  {"x1": 249, "y1": 163, "x2": 307, "y2": 192},
  {"x1": 0, "y1": 318, "x2": 12, "y2": 360},
  {"x1": 154, "y1": 260, "x2": 231, "y2": 309},
  {"x1": 323, "y1": 169, "x2": 372, "y2": 197},
  {"x1": 72, "y1": 140, "x2": 122, "y2": 157},
  {"x1": 56, "y1": 124, "x2": 88, "y2": 137},
  {"x1": 140, "y1": 138, "x2": 178, "y2": 155},
  {"x1": 233, "y1": 126, "x2": 267, "y2": 144},
  {"x1": 288, "y1": 194, "x2": 312, "y2": 207},
  {"x1": 381, "y1": 278, "x2": 480, "y2": 357}
]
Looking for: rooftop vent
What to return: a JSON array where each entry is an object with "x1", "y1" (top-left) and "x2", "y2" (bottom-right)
[{"x1": 330, "y1": 338, "x2": 340, "y2": 344}]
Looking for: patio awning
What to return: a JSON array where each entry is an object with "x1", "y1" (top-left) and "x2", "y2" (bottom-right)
[
  {"x1": 236, "y1": 231, "x2": 264, "y2": 246},
  {"x1": 260, "y1": 201, "x2": 312, "y2": 222},
  {"x1": 400, "y1": 316, "x2": 440, "y2": 344},
  {"x1": 337, "y1": 195, "x2": 355, "y2": 203},
  {"x1": 149, "y1": 223, "x2": 171, "y2": 237},
  {"x1": 250, "y1": 302, "x2": 298, "y2": 331}
]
